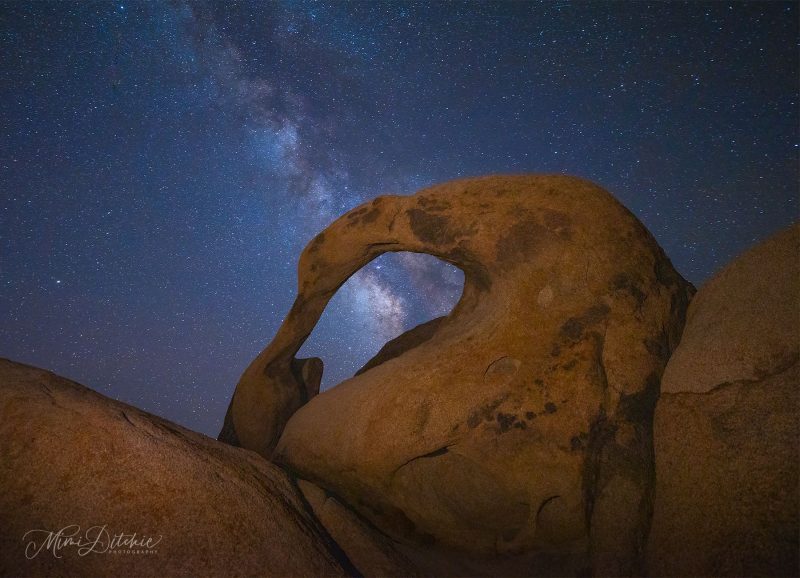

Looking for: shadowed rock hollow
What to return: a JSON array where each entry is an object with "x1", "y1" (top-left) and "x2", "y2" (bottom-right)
[{"x1": 220, "y1": 174, "x2": 695, "y2": 574}]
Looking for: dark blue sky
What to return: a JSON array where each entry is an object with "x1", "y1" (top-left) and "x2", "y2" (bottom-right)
[{"x1": 1, "y1": 1, "x2": 797, "y2": 437}]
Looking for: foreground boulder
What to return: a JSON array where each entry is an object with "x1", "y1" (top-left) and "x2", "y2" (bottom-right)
[
  {"x1": 646, "y1": 224, "x2": 799, "y2": 576},
  {"x1": 223, "y1": 175, "x2": 694, "y2": 574},
  {"x1": 0, "y1": 358, "x2": 354, "y2": 577}
]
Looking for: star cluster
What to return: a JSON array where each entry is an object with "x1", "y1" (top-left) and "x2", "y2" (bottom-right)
[{"x1": 1, "y1": 1, "x2": 796, "y2": 436}]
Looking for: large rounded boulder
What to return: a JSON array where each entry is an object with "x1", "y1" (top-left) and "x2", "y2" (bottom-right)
[
  {"x1": 222, "y1": 175, "x2": 694, "y2": 574},
  {"x1": 646, "y1": 224, "x2": 799, "y2": 576},
  {"x1": 0, "y1": 358, "x2": 354, "y2": 578}
]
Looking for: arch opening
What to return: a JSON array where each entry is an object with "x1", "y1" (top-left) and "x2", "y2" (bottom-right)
[{"x1": 296, "y1": 251, "x2": 464, "y2": 391}]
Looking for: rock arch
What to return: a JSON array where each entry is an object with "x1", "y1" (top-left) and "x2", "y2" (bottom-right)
[
  {"x1": 218, "y1": 188, "x2": 492, "y2": 457},
  {"x1": 219, "y1": 174, "x2": 694, "y2": 573}
]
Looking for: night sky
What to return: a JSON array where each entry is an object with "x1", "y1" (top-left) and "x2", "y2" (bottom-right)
[{"x1": 1, "y1": 1, "x2": 797, "y2": 437}]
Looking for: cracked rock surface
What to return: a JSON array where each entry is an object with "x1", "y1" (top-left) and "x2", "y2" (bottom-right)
[
  {"x1": 224, "y1": 175, "x2": 694, "y2": 574},
  {"x1": 647, "y1": 224, "x2": 799, "y2": 577},
  {"x1": 0, "y1": 358, "x2": 353, "y2": 578}
]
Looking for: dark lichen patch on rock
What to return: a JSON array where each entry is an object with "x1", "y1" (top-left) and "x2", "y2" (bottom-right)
[
  {"x1": 571, "y1": 434, "x2": 587, "y2": 451},
  {"x1": 495, "y1": 219, "x2": 548, "y2": 262},
  {"x1": 496, "y1": 412, "x2": 529, "y2": 433},
  {"x1": 407, "y1": 208, "x2": 456, "y2": 246},
  {"x1": 611, "y1": 272, "x2": 647, "y2": 307},
  {"x1": 542, "y1": 209, "x2": 573, "y2": 239},
  {"x1": 560, "y1": 319, "x2": 584, "y2": 341},
  {"x1": 361, "y1": 206, "x2": 382, "y2": 224},
  {"x1": 496, "y1": 412, "x2": 517, "y2": 432},
  {"x1": 345, "y1": 205, "x2": 382, "y2": 227},
  {"x1": 466, "y1": 394, "x2": 510, "y2": 429},
  {"x1": 559, "y1": 304, "x2": 610, "y2": 342}
]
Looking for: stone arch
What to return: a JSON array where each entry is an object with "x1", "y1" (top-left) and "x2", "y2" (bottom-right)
[
  {"x1": 219, "y1": 190, "x2": 494, "y2": 457},
  {"x1": 219, "y1": 174, "x2": 694, "y2": 570}
]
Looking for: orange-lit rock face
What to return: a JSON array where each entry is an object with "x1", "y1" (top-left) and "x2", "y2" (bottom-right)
[
  {"x1": 220, "y1": 175, "x2": 693, "y2": 572},
  {"x1": 0, "y1": 359, "x2": 352, "y2": 578}
]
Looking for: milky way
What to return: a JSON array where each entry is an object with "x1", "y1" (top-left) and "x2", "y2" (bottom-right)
[{"x1": 1, "y1": 1, "x2": 796, "y2": 436}]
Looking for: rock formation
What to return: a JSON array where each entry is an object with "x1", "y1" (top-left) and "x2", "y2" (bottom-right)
[
  {"x1": 3, "y1": 176, "x2": 796, "y2": 578},
  {"x1": 646, "y1": 224, "x2": 799, "y2": 576},
  {"x1": 221, "y1": 174, "x2": 694, "y2": 574},
  {"x1": 0, "y1": 358, "x2": 354, "y2": 578}
]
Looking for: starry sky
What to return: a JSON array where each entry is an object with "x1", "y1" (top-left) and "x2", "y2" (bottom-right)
[{"x1": 1, "y1": 1, "x2": 797, "y2": 437}]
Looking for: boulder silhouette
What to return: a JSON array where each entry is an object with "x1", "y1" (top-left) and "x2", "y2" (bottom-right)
[
  {"x1": 0, "y1": 358, "x2": 354, "y2": 578},
  {"x1": 646, "y1": 224, "x2": 799, "y2": 576},
  {"x1": 221, "y1": 175, "x2": 694, "y2": 574}
]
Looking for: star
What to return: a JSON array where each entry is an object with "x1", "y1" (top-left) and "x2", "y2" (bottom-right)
[{"x1": 0, "y1": 1, "x2": 795, "y2": 436}]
